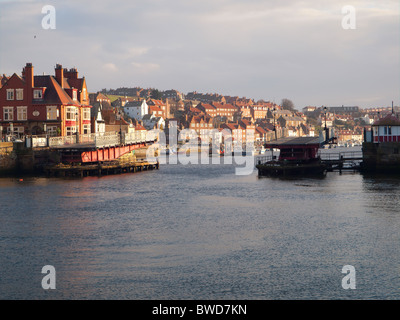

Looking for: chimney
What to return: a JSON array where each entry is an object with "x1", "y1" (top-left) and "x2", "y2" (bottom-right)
[
  {"x1": 55, "y1": 64, "x2": 64, "y2": 88},
  {"x1": 23, "y1": 63, "x2": 34, "y2": 102},
  {"x1": 64, "y1": 67, "x2": 78, "y2": 80},
  {"x1": 23, "y1": 63, "x2": 34, "y2": 89}
]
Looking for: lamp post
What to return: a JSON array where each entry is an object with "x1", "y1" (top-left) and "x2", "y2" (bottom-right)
[
  {"x1": 377, "y1": 111, "x2": 380, "y2": 143},
  {"x1": 10, "y1": 122, "x2": 13, "y2": 141},
  {"x1": 118, "y1": 110, "x2": 122, "y2": 145},
  {"x1": 273, "y1": 106, "x2": 277, "y2": 140},
  {"x1": 323, "y1": 106, "x2": 329, "y2": 142},
  {"x1": 75, "y1": 111, "x2": 79, "y2": 143}
]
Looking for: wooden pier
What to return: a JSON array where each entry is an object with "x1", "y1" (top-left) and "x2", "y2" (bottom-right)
[{"x1": 44, "y1": 156, "x2": 159, "y2": 178}]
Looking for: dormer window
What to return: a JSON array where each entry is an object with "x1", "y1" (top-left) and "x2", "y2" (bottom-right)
[
  {"x1": 73, "y1": 90, "x2": 77, "y2": 101},
  {"x1": 34, "y1": 90, "x2": 43, "y2": 99}
]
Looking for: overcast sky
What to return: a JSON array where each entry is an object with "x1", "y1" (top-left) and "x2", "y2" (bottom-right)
[{"x1": 0, "y1": 0, "x2": 399, "y2": 109}]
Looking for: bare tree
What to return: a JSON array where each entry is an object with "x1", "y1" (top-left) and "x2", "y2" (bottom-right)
[{"x1": 281, "y1": 98, "x2": 295, "y2": 111}]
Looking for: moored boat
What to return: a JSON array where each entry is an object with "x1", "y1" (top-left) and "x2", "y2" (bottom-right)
[{"x1": 256, "y1": 136, "x2": 329, "y2": 177}]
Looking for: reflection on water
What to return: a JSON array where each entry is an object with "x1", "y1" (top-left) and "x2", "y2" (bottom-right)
[{"x1": 1, "y1": 156, "x2": 400, "y2": 299}]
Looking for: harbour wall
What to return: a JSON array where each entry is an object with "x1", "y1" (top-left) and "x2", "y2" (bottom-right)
[
  {"x1": 0, "y1": 142, "x2": 61, "y2": 175},
  {"x1": 362, "y1": 142, "x2": 400, "y2": 172}
]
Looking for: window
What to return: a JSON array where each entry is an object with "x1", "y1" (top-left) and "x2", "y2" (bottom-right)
[
  {"x1": 66, "y1": 107, "x2": 77, "y2": 121},
  {"x1": 83, "y1": 108, "x2": 91, "y2": 121},
  {"x1": 73, "y1": 90, "x2": 77, "y2": 101},
  {"x1": 33, "y1": 90, "x2": 43, "y2": 99},
  {"x1": 83, "y1": 124, "x2": 90, "y2": 135},
  {"x1": 6, "y1": 89, "x2": 14, "y2": 100},
  {"x1": 17, "y1": 107, "x2": 27, "y2": 121},
  {"x1": 46, "y1": 106, "x2": 57, "y2": 120},
  {"x1": 3, "y1": 107, "x2": 13, "y2": 121},
  {"x1": 16, "y1": 89, "x2": 24, "y2": 100},
  {"x1": 388, "y1": 126, "x2": 392, "y2": 135},
  {"x1": 7, "y1": 126, "x2": 24, "y2": 135},
  {"x1": 66, "y1": 126, "x2": 76, "y2": 136},
  {"x1": 46, "y1": 126, "x2": 58, "y2": 137}
]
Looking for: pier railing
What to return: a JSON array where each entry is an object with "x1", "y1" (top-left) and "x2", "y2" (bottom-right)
[
  {"x1": 318, "y1": 150, "x2": 363, "y2": 161},
  {"x1": 47, "y1": 131, "x2": 155, "y2": 149}
]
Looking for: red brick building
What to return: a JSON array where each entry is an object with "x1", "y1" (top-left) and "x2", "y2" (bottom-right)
[
  {"x1": 0, "y1": 62, "x2": 91, "y2": 137},
  {"x1": 211, "y1": 102, "x2": 238, "y2": 121},
  {"x1": 147, "y1": 99, "x2": 170, "y2": 119}
]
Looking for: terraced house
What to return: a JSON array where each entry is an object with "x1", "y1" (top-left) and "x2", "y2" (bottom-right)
[{"x1": 0, "y1": 63, "x2": 92, "y2": 138}]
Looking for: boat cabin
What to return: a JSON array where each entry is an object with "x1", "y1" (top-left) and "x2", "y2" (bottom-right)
[{"x1": 265, "y1": 137, "x2": 321, "y2": 162}]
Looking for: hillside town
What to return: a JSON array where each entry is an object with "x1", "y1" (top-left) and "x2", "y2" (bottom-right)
[{"x1": 1, "y1": 62, "x2": 398, "y2": 149}]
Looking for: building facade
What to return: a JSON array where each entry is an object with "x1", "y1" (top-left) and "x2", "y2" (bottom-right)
[{"x1": 0, "y1": 63, "x2": 91, "y2": 138}]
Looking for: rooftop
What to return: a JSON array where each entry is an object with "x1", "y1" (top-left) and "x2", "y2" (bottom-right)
[{"x1": 265, "y1": 136, "x2": 320, "y2": 148}]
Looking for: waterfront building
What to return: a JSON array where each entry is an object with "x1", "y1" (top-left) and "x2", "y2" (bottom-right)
[
  {"x1": 0, "y1": 63, "x2": 91, "y2": 138},
  {"x1": 362, "y1": 110, "x2": 400, "y2": 172},
  {"x1": 371, "y1": 113, "x2": 400, "y2": 143}
]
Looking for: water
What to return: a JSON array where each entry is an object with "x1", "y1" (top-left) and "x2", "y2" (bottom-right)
[{"x1": 1, "y1": 147, "x2": 400, "y2": 300}]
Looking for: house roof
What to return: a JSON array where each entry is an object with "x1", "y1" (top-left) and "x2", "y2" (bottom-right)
[
  {"x1": 265, "y1": 136, "x2": 320, "y2": 148},
  {"x1": 142, "y1": 114, "x2": 153, "y2": 120},
  {"x1": 148, "y1": 99, "x2": 165, "y2": 106},
  {"x1": 34, "y1": 75, "x2": 79, "y2": 105},
  {"x1": 135, "y1": 122, "x2": 147, "y2": 130},
  {"x1": 125, "y1": 100, "x2": 144, "y2": 107},
  {"x1": 373, "y1": 114, "x2": 400, "y2": 126},
  {"x1": 255, "y1": 126, "x2": 268, "y2": 134}
]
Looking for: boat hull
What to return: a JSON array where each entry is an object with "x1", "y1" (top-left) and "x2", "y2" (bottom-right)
[{"x1": 256, "y1": 160, "x2": 327, "y2": 177}]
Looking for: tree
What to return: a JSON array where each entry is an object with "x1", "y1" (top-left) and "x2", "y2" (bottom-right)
[
  {"x1": 281, "y1": 98, "x2": 295, "y2": 111},
  {"x1": 150, "y1": 89, "x2": 162, "y2": 100}
]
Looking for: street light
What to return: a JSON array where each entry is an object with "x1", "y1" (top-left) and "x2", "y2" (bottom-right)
[
  {"x1": 273, "y1": 106, "x2": 277, "y2": 140},
  {"x1": 75, "y1": 111, "x2": 79, "y2": 143},
  {"x1": 118, "y1": 110, "x2": 123, "y2": 145},
  {"x1": 323, "y1": 106, "x2": 329, "y2": 142}
]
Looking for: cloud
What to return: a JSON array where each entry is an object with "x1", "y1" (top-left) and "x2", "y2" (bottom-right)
[
  {"x1": 131, "y1": 62, "x2": 160, "y2": 72},
  {"x1": 103, "y1": 63, "x2": 118, "y2": 72},
  {"x1": 0, "y1": 0, "x2": 398, "y2": 108}
]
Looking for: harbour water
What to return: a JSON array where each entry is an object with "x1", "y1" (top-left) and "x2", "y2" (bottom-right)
[{"x1": 1, "y1": 146, "x2": 400, "y2": 300}]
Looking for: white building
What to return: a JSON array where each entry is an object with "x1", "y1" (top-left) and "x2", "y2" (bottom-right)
[
  {"x1": 123, "y1": 100, "x2": 148, "y2": 120},
  {"x1": 142, "y1": 114, "x2": 165, "y2": 130},
  {"x1": 361, "y1": 114, "x2": 374, "y2": 125}
]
